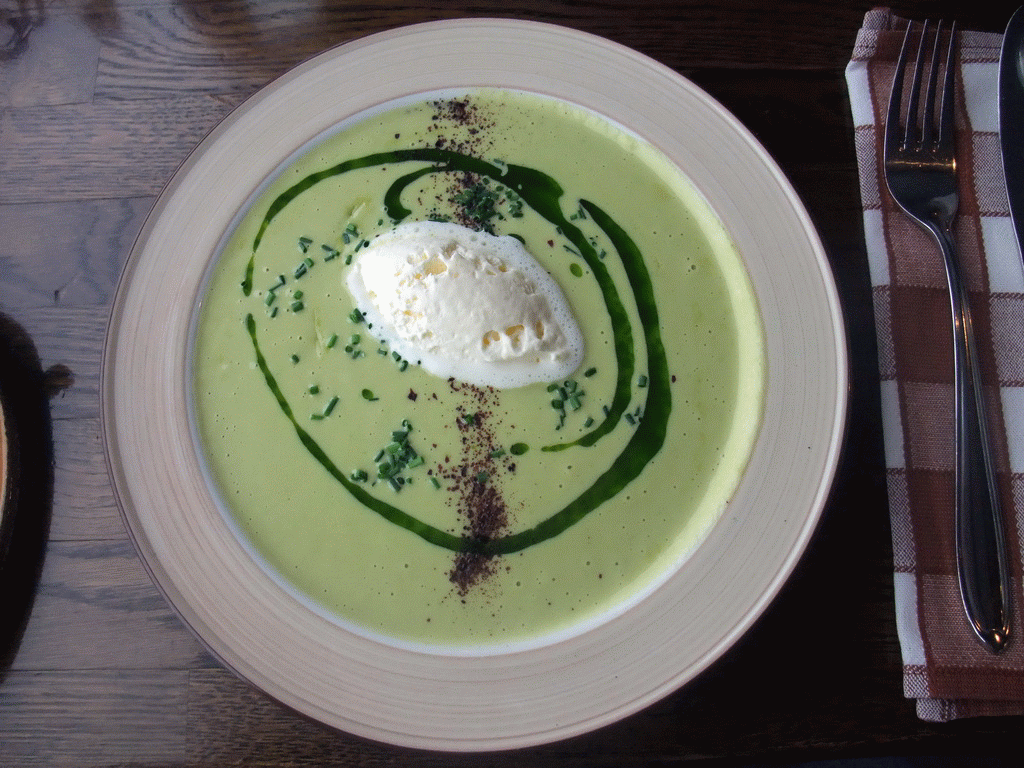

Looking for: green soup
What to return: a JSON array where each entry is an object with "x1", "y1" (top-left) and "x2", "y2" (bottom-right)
[{"x1": 193, "y1": 89, "x2": 764, "y2": 648}]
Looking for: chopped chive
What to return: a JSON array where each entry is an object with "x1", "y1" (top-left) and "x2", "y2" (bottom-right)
[
  {"x1": 349, "y1": 334, "x2": 360, "y2": 345},
  {"x1": 624, "y1": 413, "x2": 636, "y2": 425},
  {"x1": 489, "y1": 449, "x2": 506, "y2": 458},
  {"x1": 463, "y1": 412, "x2": 475, "y2": 425},
  {"x1": 298, "y1": 236, "x2": 313, "y2": 252},
  {"x1": 546, "y1": 382, "x2": 560, "y2": 392},
  {"x1": 603, "y1": 405, "x2": 610, "y2": 416},
  {"x1": 290, "y1": 354, "x2": 299, "y2": 364},
  {"x1": 568, "y1": 395, "x2": 582, "y2": 411},
  {"x1": 583, "y1": 416, "x2": 595, "y2": 428},
  {"x1": 362, "y1": 389, "x2": 377, "y2": 401},
  {"x1": 268, "y1": 306, "x2": 278, "y2": 318},
  {"x1": 398, "y1": 360, "x2": 408, "y2": 372},
  {"x1": 303, "y1": 256, "x2": 314, "y2": 269},
  {"x1": 373, "y1": 449, "x2": 385, "y2": 462},
  {"x1": 293, "y1": 263, "x2": 307, "y2": 279},
  {"x1": 637, "y1": 374, "x2": 648, "y2": 387},
  {"x1": 407, "y1": 456, "x2": 425, "y2": 468},
  {"x1": 385, "y1": 441, "x2": 403, "y2": 455},
  {"x1": 551, "y1": 399, "x2": 564, "y2": 410},
  {"x1": 377, "y1": 348, "x2": 388, "y2": 355},
  {"x1": 322, "y1": 244, "x2": 339, "y2": 260},
  {"x1": 476, "y1": 472, "x2": 489, "y2": 483},
  {"x1": 584, "y1": 367, "x2": 597, "y2": 377},
  {"x1": 509, "y1": 443, "x2": 529, "y2": 455},
  {"x1": 350, "y1": 469, "x2": 368, "y2": 482},
  {"x1": 344, "y1": 345, "x2": 353, "y2": 354},
  {"x1": 290, "y1": 300, "x2": 304, "y2": 312},
  {"x1": 349, "y1": 308, "x2": 364, "y2": 323},
  {"x1": 430, "y1": 476, "x2": 441, "y2": 489},
  {"x1": 292, "y1": 289, "x2": 303, "y2": 300},
  {"x1": 308, "y1": 384, "x2": 320, "y2": 394},
  {"x1": 391, "y1": 351, "x2": 401, "y2": 361},
  {"x1": 323, "y1": 396, "x2": 339, "y2": 416},
  {"x1": 345, "y1": 253, "x2": 353, "y2": 265},
  {"x1": 309, "y1": 413, "x2": 324, "y2": 421},
  {"x1": 325, "y1": 333, "x2": 338, "y2": 348},
  {"x1": 264, "y1": 291, "x2": 276, "y2": 306},
  {"x1": 392, "y1": 430, "x2": 409, "y2": 442}
]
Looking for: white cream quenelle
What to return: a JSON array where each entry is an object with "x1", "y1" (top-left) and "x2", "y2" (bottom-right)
[{"x1": 345, "y1": 221, "x2": 584, "y2": 388}]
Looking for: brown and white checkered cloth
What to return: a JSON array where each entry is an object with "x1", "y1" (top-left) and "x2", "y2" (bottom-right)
[{"x1": 846, "y1": 8, "x2": 1024, "y2": 720}]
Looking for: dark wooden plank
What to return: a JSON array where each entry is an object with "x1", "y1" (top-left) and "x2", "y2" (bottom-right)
[
  {"x1": 0, "y1": 95, "x2": 240, "y2": 204},
  {"x1": 0, "y1": 669, "x2": 188, "y2": 766},
  {"x1": 50, "y1": 416, "x2": 126, "y2": 540},
  {"x1": 0, "y1": 198, "x2": 152, "y2": 309},
  {"x1": 90, "y1": 0, "x2": 873, "y2": 103},
  {"x1": 4, "y1": 305, "x2": 105, "y2": 421},
  {"x1": 0, "y1": 12, "x2": 99, "y2": 108},
  {"x1": 11, "y1": 536, "x2": 210, "y2": 670}
]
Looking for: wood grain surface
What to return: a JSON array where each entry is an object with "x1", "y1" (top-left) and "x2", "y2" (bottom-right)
[{"x1": 1, "y1": 1, "x2": 1020, "y2": 765}]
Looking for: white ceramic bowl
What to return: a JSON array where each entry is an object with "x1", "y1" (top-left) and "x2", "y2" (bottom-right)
[{"x1": 102, "y1": 19, "x2": 847, "y2": 751}]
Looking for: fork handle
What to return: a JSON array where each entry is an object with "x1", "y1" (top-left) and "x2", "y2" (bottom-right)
[{"x1": 932, "y1": 223, "x2": 1012, "y2": 653}]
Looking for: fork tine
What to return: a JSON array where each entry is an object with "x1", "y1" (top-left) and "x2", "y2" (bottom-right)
[
  {"x1": 920, "y1": 21, "x2": 944, "y2": 147},
  {"x1": 884, "y1": 21, "x2": 915, "y2": 157},
  {"x1": 904, "y1": 20, "x2": 930, "y2": 149},
  {"x1": 938, "y1": 21, "x2": 957, "y2": 152}
]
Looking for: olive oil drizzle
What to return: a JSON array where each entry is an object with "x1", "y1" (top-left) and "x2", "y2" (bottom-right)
[{"x1": 242, "y1": 146, "x2": 671, "y2": 555}]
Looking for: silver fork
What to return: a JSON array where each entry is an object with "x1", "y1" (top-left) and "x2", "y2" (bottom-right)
[{"x1": 884, "y1": 20, "x2": 1011, "y2": 652}]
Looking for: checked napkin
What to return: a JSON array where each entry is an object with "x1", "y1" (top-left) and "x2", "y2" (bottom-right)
[{"x1": 847, "y1": 8, "x2": 1024, "y2": 720}]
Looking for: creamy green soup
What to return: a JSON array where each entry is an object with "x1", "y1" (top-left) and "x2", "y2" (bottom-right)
[{"x1": 193, "y1": 89, "x2": 764, "y2": 648}]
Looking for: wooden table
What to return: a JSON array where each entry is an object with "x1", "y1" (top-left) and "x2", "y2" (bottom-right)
[{"x1": 1, "y1": 1, "x2": 1019, "y2": 765}]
